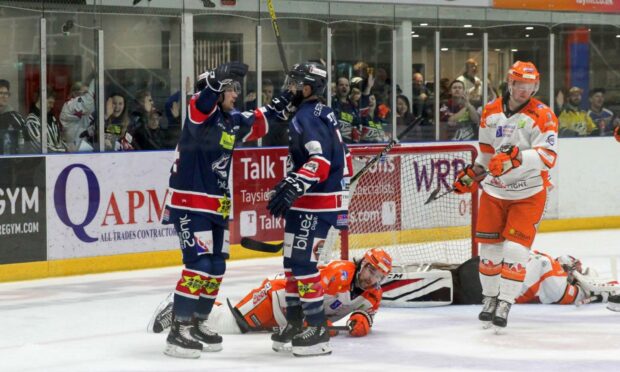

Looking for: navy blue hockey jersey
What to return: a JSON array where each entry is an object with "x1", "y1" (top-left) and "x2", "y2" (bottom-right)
[
  {"x1": 288, "y1": 99, "x2": 352, "y2": 228},
  {"x1": 163, "y1": 87, "x2": 279, "y2": 226}
]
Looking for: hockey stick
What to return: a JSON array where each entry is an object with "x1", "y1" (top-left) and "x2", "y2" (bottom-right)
[
  {"x1": 267, "y1": 0, "x2": 289, "y2": 74},
  {"x1": 424, "y1": 170, "x2": 488, "y2": 205},
  {"x1": 240, "y1": 116, "x2": 424, "y2": 253}
]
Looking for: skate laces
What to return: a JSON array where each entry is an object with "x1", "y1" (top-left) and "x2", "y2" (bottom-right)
[
  {"x1": 157, "y1": 304, "x2": 173, "y2": 329},
  {"x1": 482, "y1": 296, "x2": 497, "y2": 312},
  {"x1": 297, "y1": 326, "x2": 322, "y2": 340},
  {"x1": 178, "y1": 323, "x2": 194, "y2": 339},
  {"x1": 196, "y1": 320, "x2": 219, "y2": 336},
  {"x1": 495, "y1": 301, "x2": 511, "y2": 318}
]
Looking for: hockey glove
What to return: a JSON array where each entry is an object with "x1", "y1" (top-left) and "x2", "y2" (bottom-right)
[
  {"x1": 268, "y1": 91, "x2": 295, "y2": 120},
  {"x1": 453, "y1": 165, "x2": 479, "y2": 194},
  {"x1": 267, "y1": 174, "x2": 307, "y2": 218},
  {"x1": 346, "y1": 310, "x2": 372, "y2": 337},
  {"x1": 488, "y1": 145, "x2": 521, "y2": 177},
  {"x1": 615, "y1": 126, "x2": 620, "y2": 142},
  {"x1": 202, "y1": 61, "x2": 248, "y2": 92}
]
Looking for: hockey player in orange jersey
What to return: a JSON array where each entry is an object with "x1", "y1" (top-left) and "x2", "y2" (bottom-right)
[
  {"x1": 149, "y1": 248, "x2": 392, "y2": 342},
  {"x1": 453, "y1": 60, "x2": 559, "y2": 331}
]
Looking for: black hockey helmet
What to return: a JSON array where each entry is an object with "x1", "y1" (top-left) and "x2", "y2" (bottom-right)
[{"x1": 287, "y1": 61, "x2": 327, "y2": 96}]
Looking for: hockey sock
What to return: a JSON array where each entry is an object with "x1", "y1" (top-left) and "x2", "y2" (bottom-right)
[
  {"x1": 173, "y1": 268, "x2": 209, "y2": 321},
  {"x1": 479, "y1": 242, "x2": 503, "y2": 297},
  {"x1": 292, "y1": 270, "x2": 326, "y2": 326},
  {"x1": 498, "y1": 240, "x2": 529, "y2": 303},
  {"x1": 284, "y1": 270, "x2": 303, "y2": 322}
]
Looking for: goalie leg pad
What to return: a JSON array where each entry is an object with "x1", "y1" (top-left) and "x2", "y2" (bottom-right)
[
  {"x1": 608, "y1": 295, "x2": 620, "y2": 312},
  {"x1": 381, "y1": 269, "x2": 454, "y2": 308}
]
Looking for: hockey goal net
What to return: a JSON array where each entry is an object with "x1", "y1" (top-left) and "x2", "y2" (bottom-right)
[{"x1": 322, "y1": 144, "x2": 479, "y2": 267}]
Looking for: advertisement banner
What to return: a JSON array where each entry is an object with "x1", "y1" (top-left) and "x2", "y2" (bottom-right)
[
  {"x1": 46, "y1": 152, "x2": 178, "y2": 259},
  {"x1": 230, "y1": 147, "x2": 288, "y2": 244},
  {"x1": 0, "y1": 157, "x2": 47, "y2": 264},
  {"x1": 493, "y1": 0, "x2": 620, "y2": 13}
]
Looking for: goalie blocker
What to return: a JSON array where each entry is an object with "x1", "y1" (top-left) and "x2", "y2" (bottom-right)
[{"x1": 381, "y1": 257, "x2": 482, "y2": 307}]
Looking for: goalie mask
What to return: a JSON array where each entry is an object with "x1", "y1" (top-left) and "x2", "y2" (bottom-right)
[
  {"x1": 286, "y1": 62, "x2": 327, "y2": 99},
  {"x1": 356, "y1": 248, "x2": 393, "y2": 290}
]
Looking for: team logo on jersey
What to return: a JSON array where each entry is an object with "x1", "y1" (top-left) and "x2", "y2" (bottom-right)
[
  {"x1": 217, "y1": 195, "x2": 231, "y2": 219},
  {"x1": 303, "y1": 161, "x2": 319, "y2": 174},
  {"x1": 546, "y1": 134, "x2": 556, "y2": 145}
]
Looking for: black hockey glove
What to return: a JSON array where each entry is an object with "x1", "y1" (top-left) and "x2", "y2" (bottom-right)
[
  {"x1": 268, "y1": 91, "x2": 295, "y2": 120},
  {"x1": 267, "y1": 174, "x2": 307, "y2": 218},
  {"x1": 204, "y1": 61, "x2": 248, "y2": 92}
]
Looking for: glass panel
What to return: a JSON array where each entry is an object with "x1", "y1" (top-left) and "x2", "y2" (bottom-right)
[
  {"x1": 396, "y1": 4, "x2": 438, "y2": 142},
  {"x1": 45, "y1": 10, "x2": 99, "y2": 153},
  {"x1": 194, "y1": 7, "x2": 259, "y2": 146},
  {"x1": 330, "y1": 2, "x2": 394, "y2": 144},
  {"x1": 100, "y1": 4, "x2": 183, "y2": 151},
  {"x1": 487, "y1": 24, "x2": 550, "y2": 104},
  {"x1": 0, "y1": 5, "x2": 41, "y2": 155},
  {"x1": 553, "y1": 22, "x2": 620, "y2": 137},
  {"x1": 439, "y1": 19, "x2": 484, "y2": 141},
  {"x1": 259, "y1": 0, "x2": 329, "y2": 146}
]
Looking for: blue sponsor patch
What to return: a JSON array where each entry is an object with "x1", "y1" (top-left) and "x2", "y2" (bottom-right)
[
  {"x1": 341, "y1": 270, "x2": 348, "y2": 281},
  {"x1": 496, "y1": 126, "x2": 503, "y2": 137},
  {"x1": 330, "y1": 300, "x2": 342, "y2": 310},
  {"x1": 337, "y1": 213, "x2": 348, "y2": 227}
]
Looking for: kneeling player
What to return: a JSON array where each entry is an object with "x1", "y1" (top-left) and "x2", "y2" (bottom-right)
[{"x1": 149, "y1": 248, "x2": 392, "y2": 340}]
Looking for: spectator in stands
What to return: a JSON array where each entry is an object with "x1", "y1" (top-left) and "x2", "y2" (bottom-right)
[
  {"x1": 332, "y1": 76, "x2": 362, "y2": 143},
  {"x1": 60, "y1": 79, "x2": 95, "y2": 152},
  {"x1": 24, "y1": 89, "x2": 66, "y2": 153},
  {"x1": 412, "y1": 72, "x2": 430, "y2": 115},
  {"x1": 370, "y1": 67, "x2": 390, "y2": 105},
  {"x1": 558, "y1": 86, "x2": 596, "y2": 137},
  {"x1": 587, "y1": 88, "x2": 619, "y2": 137},
  {"x1": 360, "y1": 93, "x2": 390, "y2": 143},
  {"x1": 396, "y1": 94, "x2": 428, "y2": 142},
  {"x1": 130, "y1": 89, "x2": 154, "y2": 135},
  {"x1": 0, "y1": 79, "x2": 26, "y2": 155},
  {"x1": 439, "y1": 79, "x2": 479, "y2": 141},
  {"x1": 456, "y1": 58, "x2": 482, "y2": 107},
  {"x1": 104, "y1": 93, "x2": 134, "y2": 151},
  {"x1": 133, "y1": 108, "x2": 167, "y2": 150}
]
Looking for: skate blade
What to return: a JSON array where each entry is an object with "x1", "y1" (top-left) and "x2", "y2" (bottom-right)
[
  {"x1": 607, "y1": 304, "x2": 620, "y2": 312},
  {"x1": 202, "y1": 343, "x2": 223, "y2": 352},
  {"x1": 481, "y1": 321, "x2": 493, "y2": 329},
  {"x1": 163, "y1": 344, "x2": 201, "y2": 359},
  {"x1": 292, "y1": 342, "x2": 332, "y2": 357},
  {"x1": 493, "y1": 325, "x2": 506, "y2": 335},
  {"x1": 147, "y1": 293, "x2": 173, "y2": 334},
  {"x1": 272, "y1": 341, "x2": 292, "y2": 353}
]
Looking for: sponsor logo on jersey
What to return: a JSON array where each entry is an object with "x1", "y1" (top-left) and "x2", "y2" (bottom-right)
[
  {"x1": 546, "y1": 134, "x2": 556, "y2": 145},
  {"x1": 517, "y1": 119, "x2": 527, "y2": 129},
  {"x1": 336, "y1": 213, "x2": 348, "y2": 227},
  {"x1": 219, "y1": 132, "x2": 236, "y2": 150},
  {"x1": 495, "y1": 126, "x2": 503, "y2": 137},
  {"x1": 509, "y1": 228, "x2": 530, "y2": 241},
  {"x1": 194, "y1": 230, "x2": 214, "y2": 255},
  {"x1": 341, "y1": 270, "x2": 348, "y2": 281},
  {"x1": 330, "y1": 299, "x2": 342, "y2": 310}
]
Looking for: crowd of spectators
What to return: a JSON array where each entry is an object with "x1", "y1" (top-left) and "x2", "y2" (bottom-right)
[{"x1": 2, "y1": 57, "x2": 619, "y2": 156}]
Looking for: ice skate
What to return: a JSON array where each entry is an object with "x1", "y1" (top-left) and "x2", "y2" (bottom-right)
[
  {"x1": 147, "y1": 293, "x2": 173, "y2": 334},
  {"x1": 479, "y1": 295, "x2": 497, "y2": 329},
  {"x1": 271, "y1": 321, "x2": 302, "y2": 352},
  {"x1": 164, "y1": 319, "x2": 202, "y2": 359},
  {"x1": 191, "y1": 318, "x2": 223, "y2": 352},
  {"x1": 492, "y1": 300, "x2": 512, "y2": 334},
  {"x1": 291, "y1": 324, "x2": 331, "y2": 357}
]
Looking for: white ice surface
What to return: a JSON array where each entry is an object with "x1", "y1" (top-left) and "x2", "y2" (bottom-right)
[{"x1": 1, "y1": 229, "x2": 620, "y2": 372}]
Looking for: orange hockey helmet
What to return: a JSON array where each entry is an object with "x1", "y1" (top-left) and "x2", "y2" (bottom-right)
[
  {"x1": 363, "y1": 248, "x2": 393, "y2": 276},
  {"x1": 507, "y1": 61, "x2": 540, "y2": 83}
]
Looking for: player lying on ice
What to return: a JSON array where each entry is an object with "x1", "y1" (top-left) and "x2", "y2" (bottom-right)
[
  {"x1": 149, "y1": 248, "x2": 392, "y2": 346},
  {"x1": 382, "y1": 250, "x2": 620, "y2": 313}
]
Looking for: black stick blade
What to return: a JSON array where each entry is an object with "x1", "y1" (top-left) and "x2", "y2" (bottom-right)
[{"x1": 240, "y1": 237, "x2": 283, "y2": 253}]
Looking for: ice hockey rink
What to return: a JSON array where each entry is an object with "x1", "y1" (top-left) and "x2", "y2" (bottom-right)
[{"x1": 2, "y1": 229, "x2": 619, "y2": 372}]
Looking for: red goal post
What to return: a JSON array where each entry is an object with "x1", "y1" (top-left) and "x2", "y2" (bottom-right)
[{"x1": 321, "y1": 143, "x2": 479, "y2": 268}]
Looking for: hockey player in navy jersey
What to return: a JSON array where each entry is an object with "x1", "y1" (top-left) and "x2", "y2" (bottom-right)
[
  {"x1": 161, "y1": 61, "x2": 294, "y2": 359},
  {"x1": 267, "y1": 62, "x2": 353, "y2": 357}
]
